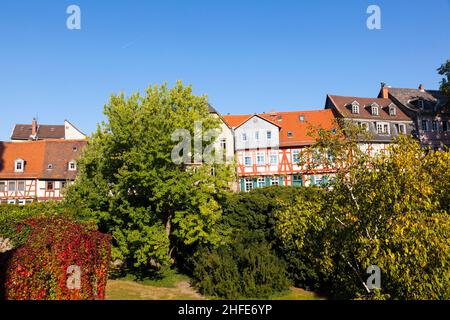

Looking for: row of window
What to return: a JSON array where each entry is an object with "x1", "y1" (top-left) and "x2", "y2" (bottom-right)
[
  {"x1": 351, "y1": 102, "x2": 397, "y2": 117},
  {"x1": 0, "y1": 199, "x2": 34, "y2": 205},
  {"x1": 357, "y1": 122, "x2": 407, "y2": 135},
  {"x1": 241, "y1": 175, "x2": 331, "y2": 192},
  {"x1": 243, "y1": 151, "x2": 279, "y2": 166},
  {"x1": 0, "y1": 180, "x2": 66, "y2": 192},
  {"x1": 421, "y1": 120, "x2": 449, "y2": 132},
  {"x1": 242, "y1": 130, "x2": 272, "y2": 142},
  {"x1": 243, "y1": 150, "x2": 331, "y2": 167},
  {"x1": 13, "y1": 159, "x2": 77, "y2": 173}
]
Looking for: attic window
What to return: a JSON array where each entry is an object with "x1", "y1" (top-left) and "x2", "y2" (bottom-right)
[
  {"x1": 50, "y1": 128, "x2": 55, "y2": 132},
  {"x1": 351, "y1": 102, "x2": 360, "y2": 114},
  {"x1": 299, "y1": 115, "x2": 305, "y2": 122},
  {"x1": 389, "y1": 105, "x2": 396, "y2": 116},
  {"x1": 277, "y1": 115, "x2": 282, "y2": 121},
  {"x1": 418, "y1": 99, "x2": 425, "y2": 109},
  {"x1": 68, "y1": 161, "x2": 77, "y2": 171},
  {"x1": 14, "y1": 159, "x2": 24, "y2": 172},
  {"x1": 371, "y1": 104, "x2": 379, "y2": 116},
  {"x1": 73, "y1": 146, "x2": 78, "y2": 152},
  {"x1": 287, "y1": 131, "x2": 293, "y2": 138}
]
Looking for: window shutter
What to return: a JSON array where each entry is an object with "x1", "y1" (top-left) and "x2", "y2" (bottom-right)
[
  {"x1": 310, "y1": 175, "x2": 315, "y2": 186},
  {"x1": 279, "y1": 176, "x2": 284, "y2": 186},
  {"x1": 240, "y1": 179, "x2": 245, "y2": 192},
  {"x1": 253, "y1": 178, "x2": 258, "y2": 189},
  {"x1": 265, "y1": 177, "x2": 271, "y2": 186}
]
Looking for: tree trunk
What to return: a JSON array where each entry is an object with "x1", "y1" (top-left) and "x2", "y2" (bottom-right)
[{"x1": 165, "y1": 212, "x2": 175, "y2": 265}]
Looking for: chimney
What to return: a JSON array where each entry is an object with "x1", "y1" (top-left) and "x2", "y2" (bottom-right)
[
  {"x1": 31, "y1": 118, "x2": 37, "y2": 137},
  {"x1": 380, "y1": 82, "x2": 389, "y2": 99},
  {"x1": 418, "y1": 84, "x2": 425, "y2": 92}
]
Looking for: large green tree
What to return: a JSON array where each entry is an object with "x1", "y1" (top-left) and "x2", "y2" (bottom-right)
[
  {"x1": 65, "y1": 82, "x2": 235, "y2": 273},
  {"x1": 275, "y1": 123, "x2": 450, "y2": 299}
]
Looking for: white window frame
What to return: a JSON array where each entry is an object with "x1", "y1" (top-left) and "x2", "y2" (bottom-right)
[
  {"x1": 0, "y1": 181, "x2": 6, "y2": 192},
  {"x1": 244, "y1": 155, "x2": 252, "y2": 167},
  {"x1": 256, "y1": 152, "x2": 265, "y2": 165},
  {"x1": 14, "y1": 159, "x2": 24, "y2": 172},
  {"x1": 398, "y1": 124, "x2": 406, "y2": 134},
  {"x1": 266, "y1": 130, "x2": 272, "y2": 140},
  {"x1": 17, "y1": 181, "x2": 25, "y2": 191},
  {"x1": 254, "y1": 131, "x2": 259, "y2": 141},
  {"x1": 292, "y1": 150, "x2": 300, "y2": 164},
  {"x1": 257, "y1": 178, "x2": 266, "y2": 188},
  {"x1": 351, "y1": 103, "x2": 359, "y2": 114},
  {"x1": 422, "y1": 120, "x2": 429, "y2": 132},
  {"x1": 376, "y1": 122, "x2": 389, "y2": 135},
  {"x1": 372, "y1": 106, "x2": 379, "y2": 116},
  {"x1": 242, "y1": 132, "x2": 247, "y2": 142},
  {"x1": 8, "y1": 181, "x2": 16, "y2": 191},
  {"x1": 244, "y1": 178, "x2": 253, "y2": 192},
  {"x1": 269, "y1": 151, "x2": 278, "y2": 165},
  {"x1": 18, "y1": 199, "x2": 26, "y2": 206},
  {"x1": 7, "y1": 199, "x2": 16, "y2": 205},
  {"x1": 68, "y1": 161, "x2": 77, "y2": 171},
  {"x1": 389, "y1": 106, "x2": 396, "y2": 116},
  {"x1": 270, "y1": 177, "x2": 279, "y2": 186}
]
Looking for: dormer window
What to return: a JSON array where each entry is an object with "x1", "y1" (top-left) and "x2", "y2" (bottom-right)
[
  {"x1": 299, "y1": 115, "x2": 305, "y2": 121},
  {"x1": 351, "y1": 101, "x2": 360, "y2": 114},
  {"x1": 371, "y1": 103, "x2": 379, "y2": 116},
  {"x1": 47, "y1": 164, "x2": 53, "y2": 170},
  {"x1": 68, "y1": 161, "x2": 77, "y2": 171},
  {"x1": 418, "y1": 99, "x2": 424, "y2": 109},
  {"x1": 389, "y1": 105, "x2": 396, "y2": 116},
  {"x1": 14, "y1": 159, "x2": 24, "y2": 172},
  {"x1": 287, "y1": 131, "x2": 293, "y2": 138}
]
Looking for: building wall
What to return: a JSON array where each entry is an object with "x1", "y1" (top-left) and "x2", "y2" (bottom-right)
[
  {"x1": 235, "y1": 147, "x2": 336, "y2": 191},
  {"x1": 210, "y1": 114, "x2": 235, "y2": 163},
  {"x1": 64, "y1": 120, "x2": 86, "y2": 140},
  {"x1": 234, "y1": 116, "x2": 279, "y2": 151},
  {"x1": 0, "y1": 179, "x2": 69, "y2": 203}
]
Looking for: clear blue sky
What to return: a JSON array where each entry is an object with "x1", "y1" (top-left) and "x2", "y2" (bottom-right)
[{"x1": 0, "y1": 0, "x2": 449, "y2": 140}]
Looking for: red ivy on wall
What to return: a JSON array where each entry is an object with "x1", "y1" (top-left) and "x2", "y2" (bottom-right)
[{"x1": 1, "y1": 216, "x2": 111, "y2": 300}]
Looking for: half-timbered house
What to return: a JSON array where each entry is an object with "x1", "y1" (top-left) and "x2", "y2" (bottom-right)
[
  {"x1": 223, "y1": 109, "x2": 337, "y2": 191},
  {"x1": 0, "y1": 139, "x2": 86, "y2": 204}
]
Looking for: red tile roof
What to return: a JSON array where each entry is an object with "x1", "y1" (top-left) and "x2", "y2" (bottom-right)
[
  {"x1": 0, "y1": 140, "x2": 87, "y2": 179},
  {"x1": 223, "y1": 109, "x2": 336, "y2": 147}
]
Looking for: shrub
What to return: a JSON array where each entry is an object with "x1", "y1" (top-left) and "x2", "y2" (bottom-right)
[
  {"x1": 193, "y1": 234, "x2": 289, "y2": 299},
  {"x1": 1, "y1": 216, "x2": 111, "y2": 300},
  {"x1": 0, "y1": 202, "x2": 73, "y2": 248}
]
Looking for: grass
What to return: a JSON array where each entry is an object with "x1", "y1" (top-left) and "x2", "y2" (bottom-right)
[
  {"x1": 106, "y1": 271, "x2": 324, "y2": 300},
  {"x1": 116, "y1": 269, "x2": 191, "y2": 288},
  {"x1": 106, "y1": 279, "x2": 204, "y2": 300},
  {"x1": 271, "y1": 287, "x2": 325, "y2": 300}
]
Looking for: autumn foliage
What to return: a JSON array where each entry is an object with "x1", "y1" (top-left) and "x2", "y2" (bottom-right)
[{"x1": 0, "y1": 216, "x2": 111, "y2": 300}]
